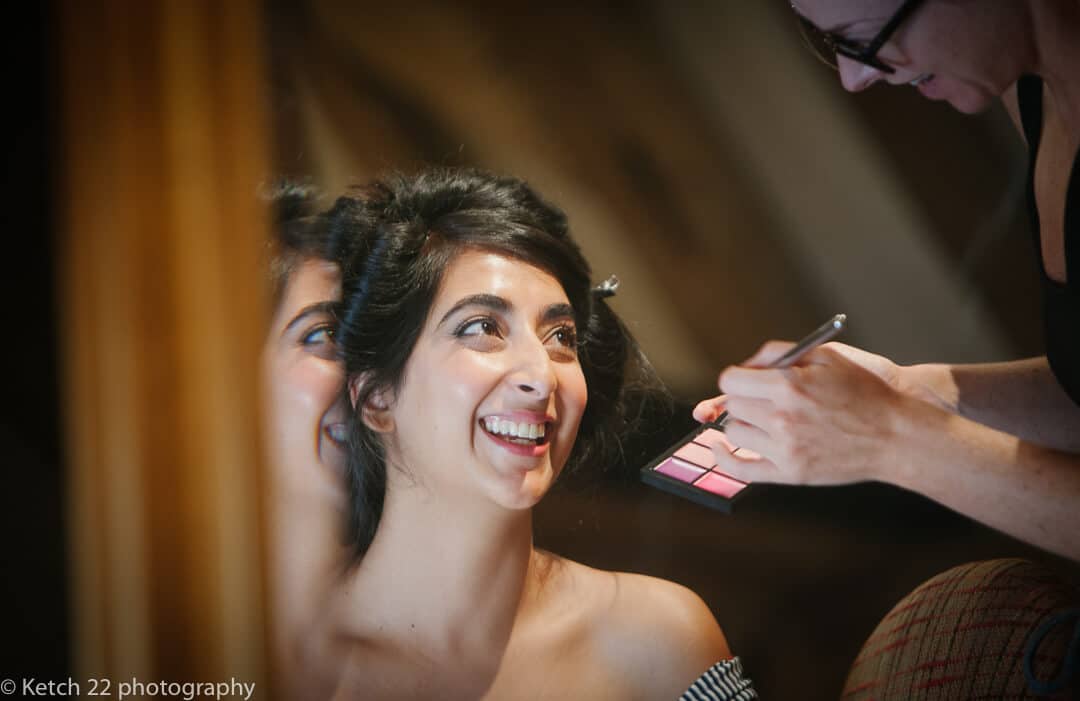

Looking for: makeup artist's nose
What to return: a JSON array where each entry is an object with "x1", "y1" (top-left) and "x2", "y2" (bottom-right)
[{"x1": 837, "y1": 55, "x2": 883, "y2": 92}]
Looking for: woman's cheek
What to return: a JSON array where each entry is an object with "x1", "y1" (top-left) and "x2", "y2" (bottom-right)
[
  {"x1": 565, "y1": 364, "x2": 587, "y2": 419},
  {"x1": 452, "y1": 354, "x2": 506, "y2": 403},
  {"x1": 556, "y1": 364, "x2": 588, "y2": 459},
  {"x1": 290, "y1": 360, "x2": 343, "y2": 409}
]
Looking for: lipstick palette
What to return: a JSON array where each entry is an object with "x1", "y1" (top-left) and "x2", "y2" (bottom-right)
[{"x1": 640, "y1": 421, "x2": 752, "y2": 512}]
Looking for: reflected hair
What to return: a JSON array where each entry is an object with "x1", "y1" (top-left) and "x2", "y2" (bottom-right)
[
  {"x1": 264, "y1": 178, "x2": 375, "y2": 309},
  {"x1": 336, "y1": 167, "x2": 665, "y2": 561}
]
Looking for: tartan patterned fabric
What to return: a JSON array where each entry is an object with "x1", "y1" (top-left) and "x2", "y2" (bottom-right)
[{"x1": 842, "y1": 559, "x2": 1079, "y2": 700}]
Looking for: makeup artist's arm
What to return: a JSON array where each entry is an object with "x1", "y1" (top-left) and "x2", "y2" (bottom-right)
[
  {"x1": 695, "y1": 343, "x2": 1080, "y2": 561},
  {"x1": 901, "y1": 356, "x2": 1080, "y2": 452}
]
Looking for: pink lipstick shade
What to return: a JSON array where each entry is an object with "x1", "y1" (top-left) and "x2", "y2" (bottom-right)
[{"x1": 640, "y1": 422, "x2": 752, "y2": 512}]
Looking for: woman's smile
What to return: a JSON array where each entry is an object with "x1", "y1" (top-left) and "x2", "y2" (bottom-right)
[{"x1": 479, "y1": 411, "x2": 555, "y2": 459}]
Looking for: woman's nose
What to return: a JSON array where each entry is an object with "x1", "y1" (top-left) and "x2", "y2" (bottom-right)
[
  {"x1": 837, "y1": 55, "x2": 883, "y2": 92},
  {"x1": 509, "y1": 345, "x2": 557, "y2": 399}
]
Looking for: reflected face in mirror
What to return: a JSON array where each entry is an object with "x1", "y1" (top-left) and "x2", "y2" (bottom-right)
[
  {"x1": 264, "y1": 258, "x2": 348, "y2": 501},
  {"x1": 793, "y1": 0, "x2": 1016, "y2": 114},
  {"x1": 381, "y1": 250, "x2": 587, "y2": 511}
]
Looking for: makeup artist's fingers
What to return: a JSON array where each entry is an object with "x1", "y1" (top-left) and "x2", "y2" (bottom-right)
[
  {"x1": 741, "y1": 340, "x2": 797, "y2": 368},
  {"x1": 718, "y1": 365, "x2": 793, "y2": 400},
  {"x1": 709, "y1": 363, "x2": 906, "y2": 485},
  {"x1": 724, "y1": 352, "x2": 873, "y2": 410},
  {"x1": 758, "y1": 361, "x2": 902, "y2": 484},
  {"x1": 817, "y1": 342, "x2": 904, "y2": 388},
  {"x1": 692, "y1": 395, "x2": 727, "y2": 424},
  {"x1": 708, "y1": 434, "x2": 774, "y2": 483},
  {"x1": 792, "y1": 343, "x2": 875, "y2": 370},
  {"x1": 789, "y1": 345, "x2": 837, "y2": 366},
  {"x1": 721, "y1": 396, "x2": 775, "y2": 431},
  {"x1": 716, "y1": 418, "x2": 772, "y2": 462},
  {"x1": 702, "y1": 428, "x2": 738, "y2": 453}
]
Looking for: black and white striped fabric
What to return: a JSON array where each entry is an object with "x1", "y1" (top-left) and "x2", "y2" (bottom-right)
[{"x1": 680, "y1": 657, "x2": 757, "y2": 700}]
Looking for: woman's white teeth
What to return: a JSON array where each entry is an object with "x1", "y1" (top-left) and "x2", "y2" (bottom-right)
[
  {"x1": 910, "y1": 73, "x2": 933, "y2": 86},
  {"x1": 484, "y1": 417, "x2": 546, "y2": 440}
]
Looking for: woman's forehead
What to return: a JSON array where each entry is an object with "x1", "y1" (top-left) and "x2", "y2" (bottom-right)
[
  {"x1": 283, "y1": 259, "x2": 340, "y2": 305},
  {"x1": 436, "y1": 250, "x2": 569, "y2": 307},
  {"x1": 273, "y1": 259, "x2": 341, "y2": 324}
]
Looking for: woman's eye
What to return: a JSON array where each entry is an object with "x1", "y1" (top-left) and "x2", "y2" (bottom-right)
[
  {"x1": 548, "y1": 325, "x2": 578, "y2": 350},
  {"x1": 457, "y1": 318, "x2": 500, "y2": 337},
  {"x1": 302, "y1": 324, "x2": 336, "y2": 346}
]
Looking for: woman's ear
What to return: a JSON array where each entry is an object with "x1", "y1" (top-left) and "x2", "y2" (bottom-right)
[{"x1": 349, "y1": 373, "x2": 395, "y2": 433}]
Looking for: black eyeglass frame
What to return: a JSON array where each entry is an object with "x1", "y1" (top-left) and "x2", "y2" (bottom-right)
[{"x1": 797, "y1": 0, "x2": 925, "y2": 74}]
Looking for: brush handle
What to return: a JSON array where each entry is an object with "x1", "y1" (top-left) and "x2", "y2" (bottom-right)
[{"x1": 769, "y1": 313, "x2": 847, "y2": 368}]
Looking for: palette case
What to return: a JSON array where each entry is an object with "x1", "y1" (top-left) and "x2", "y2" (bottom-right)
[{"x1": 639, "y1": 421, "x2": 756, "y2": 512}]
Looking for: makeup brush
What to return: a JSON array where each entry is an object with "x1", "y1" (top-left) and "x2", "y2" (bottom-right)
[{"x1": 712, "y1": 313, "x2": 847, "y2": 429}]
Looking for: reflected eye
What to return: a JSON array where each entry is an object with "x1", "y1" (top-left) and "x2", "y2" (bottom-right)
[{"x1": 302, "y1": 324, "x2": 336, "y2": 347}]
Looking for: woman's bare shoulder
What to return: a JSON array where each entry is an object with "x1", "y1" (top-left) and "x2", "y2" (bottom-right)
[{"x1": 542, "y1": 556, "x2": 732, "y2": 697}]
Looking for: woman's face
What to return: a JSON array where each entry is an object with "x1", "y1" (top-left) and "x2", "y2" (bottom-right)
[
  {"x1": 263, "y1": 257, "x2": 350, "y2": 657},
  {"x1": 378, "y1": 249, "x2": 588, "y2": 511},
  {"x1": 263, "y1": 258, "x2": 348, "y2": 502},
  {"x1": 794, "y1": 0, "x2": 1024, "y2": 114}
]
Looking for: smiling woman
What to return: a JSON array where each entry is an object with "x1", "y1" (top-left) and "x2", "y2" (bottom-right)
[{"x1": 283, "y1": 168, "x2": 756, "y2": 699}]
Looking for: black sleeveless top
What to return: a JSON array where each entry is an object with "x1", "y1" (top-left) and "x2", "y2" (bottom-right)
[{"x1": 1016, "y1": 75, "x2": 1080, "y2": 407}]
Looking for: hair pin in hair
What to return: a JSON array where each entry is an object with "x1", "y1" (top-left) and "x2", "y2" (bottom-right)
[{"x1": 592, "y1": 274, "x2": 620, "y2": 299}]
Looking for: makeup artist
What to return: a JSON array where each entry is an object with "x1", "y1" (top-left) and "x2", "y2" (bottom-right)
[{"x1": 694, "y1": 0, "x2": 1080, "y2": 561}]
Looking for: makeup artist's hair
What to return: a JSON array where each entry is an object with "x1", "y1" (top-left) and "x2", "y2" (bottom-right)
[{"x1": 336, "y1": 166, "x2": 665, "y2": 562}]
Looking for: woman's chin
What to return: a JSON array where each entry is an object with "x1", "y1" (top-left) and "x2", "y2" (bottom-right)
[{"x1": 487, "y1": 463, "x2": 556, "y2": 511}]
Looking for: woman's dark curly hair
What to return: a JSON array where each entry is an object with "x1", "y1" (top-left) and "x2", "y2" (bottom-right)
[{"x1": 322, "y1": 167, "x2": 664, "y2": 561}]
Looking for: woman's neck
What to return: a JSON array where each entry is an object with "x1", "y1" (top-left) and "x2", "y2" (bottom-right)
[{"x1": 335, "y1": 477, "x2": 539, "y2": 660}]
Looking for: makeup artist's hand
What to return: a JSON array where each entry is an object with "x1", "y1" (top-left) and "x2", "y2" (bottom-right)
[{"x1": 693, "y1": 341, "x2": 913, "y2": 486}]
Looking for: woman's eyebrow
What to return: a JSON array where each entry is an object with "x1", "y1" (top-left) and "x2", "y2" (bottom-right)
[
  {"x1": 281, "y1": 301, "x2": 337, "y2": 338},
  {"x1": 539, "y1": 303, "x2": 575, "y2": 325},
  {"x1": 437, "y1": 293, "x2": 511, "y2": 327}
]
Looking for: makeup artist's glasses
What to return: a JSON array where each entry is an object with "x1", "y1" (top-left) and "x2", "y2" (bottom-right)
[{"x1": 795, "y1": 0, "x2": 925, "y2": 75}]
